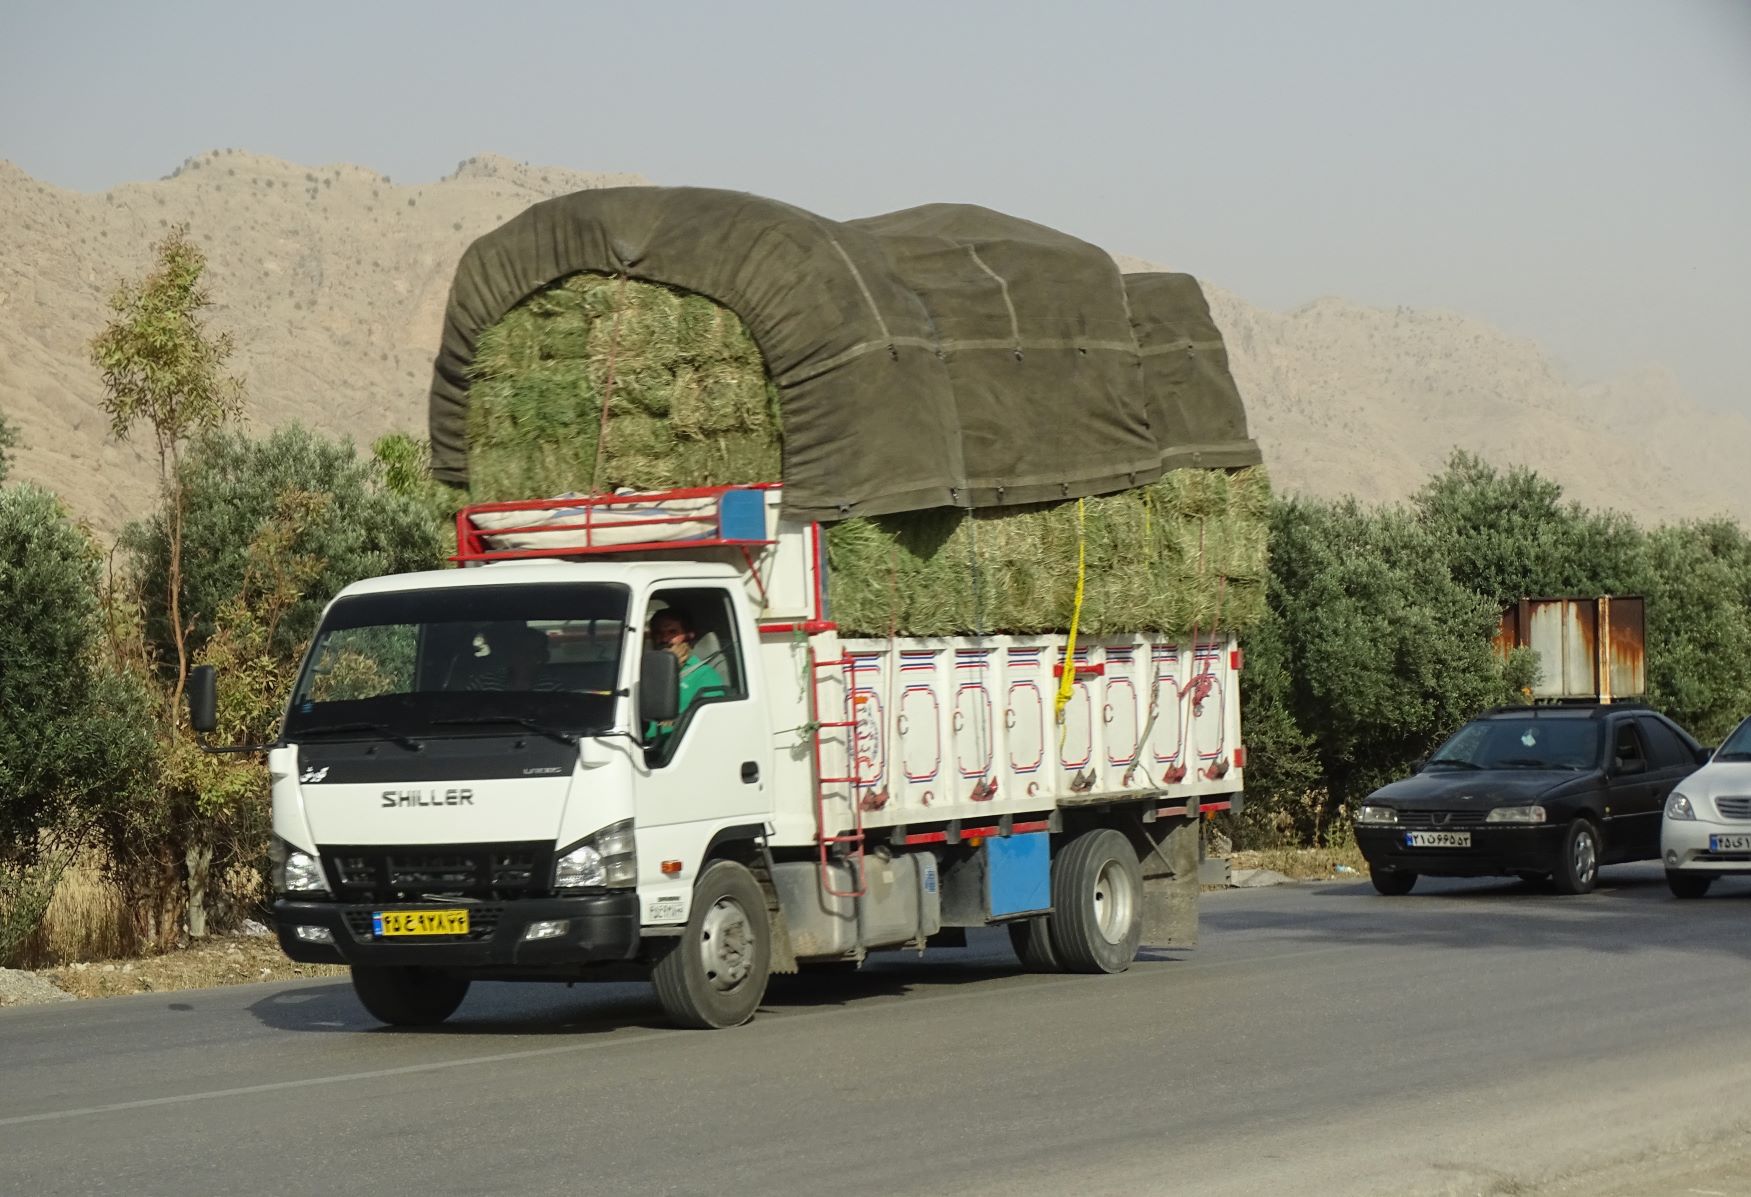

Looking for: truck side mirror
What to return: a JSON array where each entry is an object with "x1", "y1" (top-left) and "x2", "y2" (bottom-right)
[
  {"x1": 187, "y1": 664, "x2": 218, "y2": 734},
  {"x1": 639, "y1": 650, "x2": 680, "y2": 726}
]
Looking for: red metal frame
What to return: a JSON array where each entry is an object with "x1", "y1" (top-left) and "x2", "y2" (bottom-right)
[
  {"x1": 452, "y1": 484, "x2": 780, "y2": 564},
  {"x1": 809, "y1": 646, "x2": 868, "y2": 898}
]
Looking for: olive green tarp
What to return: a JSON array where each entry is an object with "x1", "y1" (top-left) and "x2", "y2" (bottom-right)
[
  {"x1": 427, "y1": 187, "x2": 1260, "y2": 523},
  {"x1": 460, "y1": 269, "x2": 1269, "y2": 637}
]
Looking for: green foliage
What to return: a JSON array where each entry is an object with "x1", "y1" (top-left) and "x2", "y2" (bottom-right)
[
  {"x1": 89, "y1": 225, "x2": 244, "y2": 462},
  {"x1": 0, "y1": 485, "x2": 157, "y2": 852},
  {"x1": 1266, "y1": 497, "x2": 1521, "y2": 807},
  {"x1": 1640, "y1": 520, "x2": 1751, "y2": 745},
  {"x1": 1413, "y1": 451, "x2": 1645, "y2": 603},
  {"x1": 0, "y1": 485, "x2": 158, "y2": 960},
  {"x1": 128, "y1": 426, "x2": 449, "y2": 665},
  {"x1": 0, "y1": 412, "x2": 16, "y2": 483}
]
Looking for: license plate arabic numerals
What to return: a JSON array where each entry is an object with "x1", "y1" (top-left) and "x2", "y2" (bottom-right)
[
  {"x1": 1404, "y1": 830, "x2": 1471, "y2": 849},
  {"x1": 1710, "y1": 834, "x2": 1751, "y2": 853},
  {"x1": 372, "y1": 909, "x2": 470, "y2": 937}
]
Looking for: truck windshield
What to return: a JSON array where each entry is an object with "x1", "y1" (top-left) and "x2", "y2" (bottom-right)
[
  {"x1": 284, "y1": 582, "x2": 630, "y2": 741},
  {"x1": 1425, "y1": 718, "x2": 1601, "y2": 771}
]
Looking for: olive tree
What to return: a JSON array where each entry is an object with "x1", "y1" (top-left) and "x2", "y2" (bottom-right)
[{"x1": 90, "y1": 225, "x2": 245, "y2": 710}]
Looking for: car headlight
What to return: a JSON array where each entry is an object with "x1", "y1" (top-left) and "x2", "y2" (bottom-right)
[
  {"x1": 1356, "y1": 805, "x2": 1398, "y2": 825},
  {"x1": 1666, "y1": 792, "x2": 1697, "y2": 821},
  {"x1": 554, "y1": 819, "x2": 636, "y2": 889},
  {"x1": 1485, "y1": 805, "x2": 1547, "y2": 824},
  {"x1": 270, "y1": 836, "x2": 331, "y2": 895}
]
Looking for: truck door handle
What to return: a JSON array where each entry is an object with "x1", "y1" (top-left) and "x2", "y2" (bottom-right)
[{"x1": 741, "y1": 761, "x2": 760, "y2": 784}]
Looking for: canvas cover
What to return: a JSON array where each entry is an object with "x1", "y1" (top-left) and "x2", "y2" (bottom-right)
[{"x1": 427, "y1": 186, "x2": 1260, "y2": 522}]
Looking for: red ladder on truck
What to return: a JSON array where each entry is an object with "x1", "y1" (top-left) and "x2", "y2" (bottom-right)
[{"x1": 808, "y1": 646, "x2": 867, "y2": 898}]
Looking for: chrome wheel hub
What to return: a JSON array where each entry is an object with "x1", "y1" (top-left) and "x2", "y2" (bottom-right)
[{"x1": 699, "y1": 897, "x2": 753, "y2": 991}]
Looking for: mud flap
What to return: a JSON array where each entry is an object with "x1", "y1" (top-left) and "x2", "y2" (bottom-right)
[{"x1": 1132, "y1": 814, "x2": 1199, "y2": 949}]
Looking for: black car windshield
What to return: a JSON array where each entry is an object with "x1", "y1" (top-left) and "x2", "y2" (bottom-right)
[
  {"x1": 284, "y1": 582, "x2": 630, "y2": 741},
  {"x1": 1715, "y1": 717, "x2": 1751, "y2": 761},
  {"x1": 1426, "y1": 718, "x2": 1600, "y2": 771}
]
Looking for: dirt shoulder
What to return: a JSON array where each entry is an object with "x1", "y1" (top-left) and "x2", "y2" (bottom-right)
[{"x1": 39, "y1": 933, "x2": 344, "y2": 1001}]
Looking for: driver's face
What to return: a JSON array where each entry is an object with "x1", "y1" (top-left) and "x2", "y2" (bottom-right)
[{"x1": 648, "y1": 616, "x2": 687, "y2": 651}]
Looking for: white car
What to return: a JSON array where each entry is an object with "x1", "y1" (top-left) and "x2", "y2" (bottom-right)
[{"x1": 1661, "y1": 716, "x2": 1751, "y2": 897}]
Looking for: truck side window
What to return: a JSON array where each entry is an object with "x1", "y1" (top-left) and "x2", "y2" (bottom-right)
[{"x1": 643, "y1": 587, "x2": 745, "y2": 764}]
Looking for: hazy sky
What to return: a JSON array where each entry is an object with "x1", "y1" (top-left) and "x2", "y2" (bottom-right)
[{"x1": 4, "y1": 0, "x2": 1748, "y2": 410}]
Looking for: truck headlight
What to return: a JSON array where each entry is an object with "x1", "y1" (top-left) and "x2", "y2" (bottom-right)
[
  {"x1": 1486, "y1": 805, "x2": 1548, "y2": 824},
  {"x1": 1666, "y1": 793, "x2": 1697, "y2": 821},
  {"x1": 1355, "y1": 805, "x2": 1398, "y2": 825},
  {"x1": 270, "y1": 836, "x2": 331, "y2": 895},
  {"x1": 554, "y1": 819, "x2": 636, "y2": 889}
]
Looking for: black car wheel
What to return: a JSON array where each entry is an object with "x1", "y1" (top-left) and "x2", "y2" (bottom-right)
[
  {"x1": 1550, "y1": 819, "x2": 1601, "y2": 895},
  {"x1": 1369, "y1": 865, "x2": 1417, "y2": 896},
  {"x1": 1666, "y1": 870, "x2": 1714, "y2": 900}
]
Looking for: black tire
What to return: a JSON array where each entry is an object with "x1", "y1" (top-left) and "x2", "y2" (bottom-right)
[
  {"x1": 1550, "y1": 819, "x2": 1601, "y2": 895},
  {"x1": 651, "y1": 860, "x2": 772, "y2": 1029},
  {"x1": 1667, "y1": 869, "x2": 1714, "y2": 900},
  {"x1": 1369, "y1": 865, "x2": 1418, "y2": 896},
  {"x1": 1047, "y1": 829, "x2": 1144, "y2": 974},
  {"x1": 1007, "y1": 915, "x2": 1061, "y2": 972},
  {"x1": 350, "y1": 966, "x2": 470, "y2": 1027}
]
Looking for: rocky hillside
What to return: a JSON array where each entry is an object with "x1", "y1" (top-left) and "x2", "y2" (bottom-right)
[{"x1": 2, "y1": 153, "x2": 1742, "y2": 531}]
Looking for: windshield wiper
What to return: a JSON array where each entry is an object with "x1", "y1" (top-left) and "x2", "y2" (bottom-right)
[
  {"x1": 429, "y1": 716, "x2": 577, "y2": 745},
  {"x1": 1494, "y1": 757, "x2": 1555, "y2": 769},
  {"x1": 294, "y1": 722, "x2": 423, "y2": 751},
  {"x1": 1424, "y1": 757, "x2": 1482, "y2": 770},
  {"x1": 1714, "y1": 751, "x2": 1751, "y2": 762}
]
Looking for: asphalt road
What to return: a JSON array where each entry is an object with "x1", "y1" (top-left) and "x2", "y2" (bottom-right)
[{"x1": 5, "y1": 865, "x2": 1751, "y2": 1197}]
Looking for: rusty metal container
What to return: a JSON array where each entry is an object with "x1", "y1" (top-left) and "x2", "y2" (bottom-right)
[{"x1": 1494, "y1": 597, "x2": 1645, "y2": 702}]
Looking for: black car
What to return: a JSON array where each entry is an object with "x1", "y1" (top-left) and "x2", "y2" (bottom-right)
[{"x1": 1354, "y1": 704, "x2": 1708, "y2": 895}]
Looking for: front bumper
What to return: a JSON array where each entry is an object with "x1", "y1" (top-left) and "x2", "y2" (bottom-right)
[
  {"x1": 274, "y1": 892, "x2": 641, "y2": 969},
  {"x1": 1355, "y1": 824, "x2": 1567, "y2": 878},
  {"x1": 1662, "y1": 820, "x2": 1751, "y2": 872}
]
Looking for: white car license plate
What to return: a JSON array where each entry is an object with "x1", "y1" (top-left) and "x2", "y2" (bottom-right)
[
  {"x1": 1709, "y1": 834, "x2": 1751, "y2": 852},
  {"x1": 1404, "y1": 831, "x2": 1471, "y2": 848}
]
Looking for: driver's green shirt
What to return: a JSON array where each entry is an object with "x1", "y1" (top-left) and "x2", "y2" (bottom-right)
[{"x1": 646, "y1": 653, "x2": 727, "y2": 753}]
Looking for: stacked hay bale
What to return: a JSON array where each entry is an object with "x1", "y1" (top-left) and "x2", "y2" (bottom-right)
[{"x1": 466, "y1": 272, "x2": 1268, "y2": 638}]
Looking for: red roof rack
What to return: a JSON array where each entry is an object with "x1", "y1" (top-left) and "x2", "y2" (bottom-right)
[{"x1": 453, "y1": 484, "x2": 778, "y2": 565}]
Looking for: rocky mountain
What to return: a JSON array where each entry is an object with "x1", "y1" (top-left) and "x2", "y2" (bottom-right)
[{"x1": 2, "y1": 152, "x2": 1742, "y2": 532}]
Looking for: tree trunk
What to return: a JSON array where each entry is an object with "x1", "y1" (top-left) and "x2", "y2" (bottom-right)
[
  {"x1": 185, "y1": 840, "x2": 212, "y2": 938},
  {"x1": 165, "y1": 441, "x2": 190, "y2": 714}
]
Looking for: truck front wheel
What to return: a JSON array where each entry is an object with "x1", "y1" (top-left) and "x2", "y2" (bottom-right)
[
  {"x1": 350, "y1": 966, "x2": 470, "y2": 1027},
  {"x1": 651, "y1": 860, "x2": 772, "y2": 1029},
  {"x1": 1048, "y1": 829, "x2": 1144, "y2": 974}
]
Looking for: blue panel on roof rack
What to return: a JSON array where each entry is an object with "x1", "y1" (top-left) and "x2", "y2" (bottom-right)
[{"x1": 718, "y1": 489, "x2": 767, "y2": 541}]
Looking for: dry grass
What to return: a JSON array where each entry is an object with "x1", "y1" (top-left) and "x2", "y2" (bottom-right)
[
  {"x1": 30, "y1": 860, "x2": 136, "y2": 966},
  {"x1": 1225, "y1": 843, "x2": 1368, "y2": 881},
  {"x1": 45, "y1": 934, "x2": 344, "y2": 999}
]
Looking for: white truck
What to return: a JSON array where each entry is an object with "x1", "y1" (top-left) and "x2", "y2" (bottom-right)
[{"x1": 191, "y1": 485, "x2": 1245, "y2": 1028}]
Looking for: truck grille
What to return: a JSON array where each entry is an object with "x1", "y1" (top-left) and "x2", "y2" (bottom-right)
[
  {"x1": 343, "y1": 906, "x2": 503, "y2": 942},
  {"x1": 321, "y1": 842, "x2": 552, "y2": 901},
  {"x1": 1395, "y1": 810, "x2": 1490, "y2": 828},
  {"x1": 1715, "y1": 797, "x2": 1751, "y2": 820}
]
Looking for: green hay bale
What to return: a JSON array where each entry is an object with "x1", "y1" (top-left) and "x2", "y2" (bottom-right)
[
  {"x1": 468, "y1": 273, "x2": 782, "y2": 501},
  {"x1": 467, "y1": 271, "x2": 1270, "y2": 638},
  {"x1": 822, "y1": 466, "x2": 1273, "y2": 638}
]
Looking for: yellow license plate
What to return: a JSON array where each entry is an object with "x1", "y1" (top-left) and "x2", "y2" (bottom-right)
[{"x1": 372, "y1": 909, "x2": 470, "y2": 937}]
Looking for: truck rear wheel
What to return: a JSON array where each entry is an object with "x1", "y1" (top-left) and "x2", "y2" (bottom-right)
[
  {"x1": 1007, "y1": 915, "x2": 1061, "y2": 972},
  {"x1": 651, "y1": 860, "x2": 772, "y2": 1029},
  {"x1": 1048, "y1": 829, "x2": 1143, "y2": 974},
  {"x1": 350, "y1": 966, "x2": 470, "y2": 1027}
]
